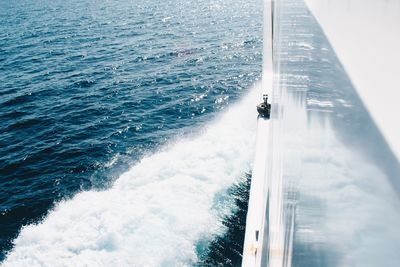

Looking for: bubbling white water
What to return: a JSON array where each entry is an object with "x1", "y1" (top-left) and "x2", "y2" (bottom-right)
[{"x1": 3, "y1": 85, "x2": 260, "y2": 267}]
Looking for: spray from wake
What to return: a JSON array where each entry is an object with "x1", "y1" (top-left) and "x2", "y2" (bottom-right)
[{"x1": 3, "y1": 85, "x2": 260, "y2": 266}]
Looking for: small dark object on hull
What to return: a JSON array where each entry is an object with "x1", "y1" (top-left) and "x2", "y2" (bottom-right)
[{"x1": 257, "y1": 94, "x2": 271, "y2": 118}]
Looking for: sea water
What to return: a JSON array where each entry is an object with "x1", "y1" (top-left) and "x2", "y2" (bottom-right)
[{"x1": 0, "y1": 0, "x2": 262, "y2": 265}]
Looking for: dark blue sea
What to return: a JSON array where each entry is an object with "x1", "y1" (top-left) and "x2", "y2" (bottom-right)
[{"x1": 0, "y1": 0, "x2": 262, "y2": 265}]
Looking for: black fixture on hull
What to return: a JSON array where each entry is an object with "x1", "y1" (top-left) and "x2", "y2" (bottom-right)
[{"x1": 257, "y1": 94, "x2": 271, "y2": 118}]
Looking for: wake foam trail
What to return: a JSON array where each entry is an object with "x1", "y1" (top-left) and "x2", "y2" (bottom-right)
[{"x1": 3, "y1": 85, "x2": 260, "y2": 267}]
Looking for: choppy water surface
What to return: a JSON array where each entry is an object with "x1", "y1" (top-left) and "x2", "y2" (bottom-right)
[{"x1": 0, "y1": 0, "x2": 262, "y2": 264}]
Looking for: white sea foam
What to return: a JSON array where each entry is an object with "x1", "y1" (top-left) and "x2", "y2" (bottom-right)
[{"x1": 3, "y1": 85, "x2": 260, "y2": 267}]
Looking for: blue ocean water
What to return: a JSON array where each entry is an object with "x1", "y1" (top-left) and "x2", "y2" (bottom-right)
[{"x1": 0, "y1": 0, "x2": 261, "y2": 264}]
